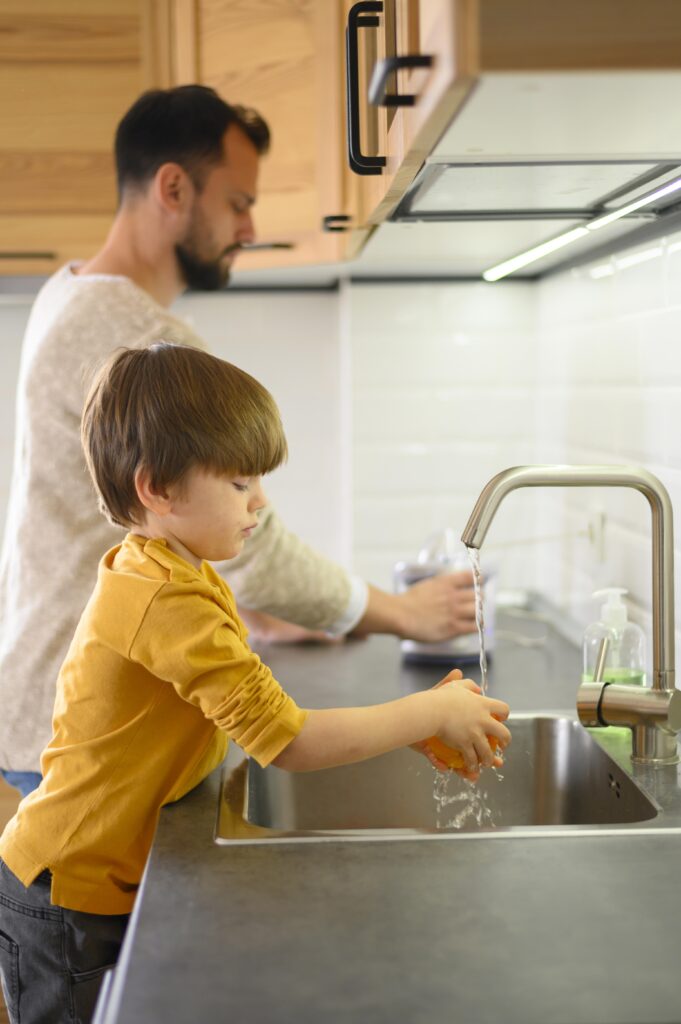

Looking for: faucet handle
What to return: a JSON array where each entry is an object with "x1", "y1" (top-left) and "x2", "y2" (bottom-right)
[
  {"x1": 577, "y1": 680, "x2": 681, "y2": 765},
  {"x1": 577, "y1": 681, "x2": 605, "y2": 728}
]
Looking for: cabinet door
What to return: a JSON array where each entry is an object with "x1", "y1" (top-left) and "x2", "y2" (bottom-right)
[
  {"x1": 345, "y1": 0, "x2": 681, "y2": 228},
  {"x1": 0, "y1": 0, "x2": 168, "y2": 276},
  {"x1": 348, "y1": 0, "x2": 478, "y2": 225},
  {"x1": 198, "y1": 0, "x2": 365, "y2": 272}
]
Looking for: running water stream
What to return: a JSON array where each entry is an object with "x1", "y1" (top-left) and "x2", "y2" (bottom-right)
[
  {"x1": 432, "y1": 545, "x2": 497, "y2": 829},
  {"x1": 468, "y1": 546, "x2": 488, "y2": 695}
]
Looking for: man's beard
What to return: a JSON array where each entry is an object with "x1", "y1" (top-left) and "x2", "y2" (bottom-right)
[
  {"x1": 175, "y1": 241, "x2": 233, "y2": 291},
  {"x1": 175, "y1": 206, "x2": 239, "y2": 291}
]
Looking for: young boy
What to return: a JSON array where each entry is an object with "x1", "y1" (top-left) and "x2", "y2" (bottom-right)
[{"x1": 0, "y1": 343, "x2": 510, "y2": 1024}]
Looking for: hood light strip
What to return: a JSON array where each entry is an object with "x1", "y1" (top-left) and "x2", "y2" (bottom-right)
[{"x1": 482, "y1": 175, "x2": 681, "y2": 282}]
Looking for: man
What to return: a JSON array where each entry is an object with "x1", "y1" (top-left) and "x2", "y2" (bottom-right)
[{"x1": 0, "y1": 85, "x2": 476, "y2": 795}]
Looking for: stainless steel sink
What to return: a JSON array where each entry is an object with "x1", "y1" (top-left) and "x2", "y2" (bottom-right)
[{"x1": 214, "y1": 714, "x2": 678, "y2": 844}]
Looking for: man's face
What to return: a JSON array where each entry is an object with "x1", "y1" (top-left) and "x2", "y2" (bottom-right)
[{"x1": 175, "y1": 125, "x2": 259, "y2": 290}]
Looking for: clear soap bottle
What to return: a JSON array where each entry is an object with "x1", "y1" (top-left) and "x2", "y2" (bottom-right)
[{"x1": 582, "y1": 588, "x2": 646, "y2": 686}]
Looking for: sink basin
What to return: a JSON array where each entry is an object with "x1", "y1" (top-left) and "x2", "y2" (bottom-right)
[{"x1": 215, "y1": 714, "x2": 662, "y2": 844}]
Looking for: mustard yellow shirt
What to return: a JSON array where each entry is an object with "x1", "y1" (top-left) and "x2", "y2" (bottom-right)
[{"x1": 0, "y1": 534, "x2": 307, "y2": 914}]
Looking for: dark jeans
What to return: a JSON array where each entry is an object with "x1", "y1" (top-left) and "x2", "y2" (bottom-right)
[
  {"x1": 0, "y1": 772, "x2": 42, "y2": 798},
  {"x1": 0, "y1": 859, "x2": 128, "y2": 1024}
]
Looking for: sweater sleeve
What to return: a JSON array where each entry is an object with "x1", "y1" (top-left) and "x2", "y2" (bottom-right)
[
  {"x1": 216, "y1": 505, "x2": 364, "y2": 632},
  {"x1": 128, "y1": 582, "x2": 307, "y2": 767}
]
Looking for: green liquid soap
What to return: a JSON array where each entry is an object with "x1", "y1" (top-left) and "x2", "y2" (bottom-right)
[
  {"x1": 582, "y1": 668, "x2": 645, "y2": 686},
  {"x1": 582, "y1": 588, "x2": 648, "y2": 743}
]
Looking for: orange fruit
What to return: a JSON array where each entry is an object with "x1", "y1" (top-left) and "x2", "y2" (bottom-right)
[{"x1": 426, "y1": 734, "x2": 499, "y2": 771}]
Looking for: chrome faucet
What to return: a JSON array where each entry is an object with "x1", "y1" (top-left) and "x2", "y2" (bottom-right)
[{"x1": 461, "y1": 465, "x2": 681, "y2": 766}]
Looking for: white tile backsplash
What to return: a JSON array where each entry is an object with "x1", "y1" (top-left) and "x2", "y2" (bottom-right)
[
  {"x1": 533, "y1": 231, "x2": 681, "y2": 650},
  {"x1": 0, "y1": 300, "x2": 29, "y2": 536},
  {"x1": 346, "y1": 282, "x2": 538, "y2": 591}
]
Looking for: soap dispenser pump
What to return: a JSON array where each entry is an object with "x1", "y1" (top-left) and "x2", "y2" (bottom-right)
[{"x1": 582, "y1": 588, "x2": 646, "y2": 686}]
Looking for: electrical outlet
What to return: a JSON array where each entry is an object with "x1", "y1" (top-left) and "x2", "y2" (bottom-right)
[{"x1": 587, "y1": 504, "x2": 607, "y2": 562}]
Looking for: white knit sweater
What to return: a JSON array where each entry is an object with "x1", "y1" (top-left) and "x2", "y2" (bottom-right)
[{"x1": 0, "y1": 266, "x2": 364, "y2": 771}]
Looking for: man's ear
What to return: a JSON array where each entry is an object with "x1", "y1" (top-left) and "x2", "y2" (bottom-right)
[
  {"x1": 135, "y1": 466, "x2": 172, "y2": 517},
  {"x1": 154, "y1": 162, "x2": 193, "y2": 216}
]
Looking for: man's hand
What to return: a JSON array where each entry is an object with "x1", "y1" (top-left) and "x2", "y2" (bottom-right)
[
  {"x1": 351, "y1": 572, "x2": 479, "y2": 642},
  {"x1": 238, "y1": 608, "x2": 343, "y2": 646},
  {"x1": 395, "y1": 570, "x2": 478, "y2": 642}
]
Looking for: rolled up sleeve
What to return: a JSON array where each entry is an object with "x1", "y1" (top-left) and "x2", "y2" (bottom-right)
[{"x1": 129, "y1": 583, "x2": 307, "y2": 767}]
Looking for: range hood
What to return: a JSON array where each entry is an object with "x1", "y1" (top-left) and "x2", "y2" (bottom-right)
[{"x1": 357, "y1": 71, "x2": 681, "y2": 279}]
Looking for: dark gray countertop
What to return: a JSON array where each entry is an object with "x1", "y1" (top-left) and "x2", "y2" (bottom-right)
[{"x1": 102, "y1": 614, "x2": 681, "y2": 1024}]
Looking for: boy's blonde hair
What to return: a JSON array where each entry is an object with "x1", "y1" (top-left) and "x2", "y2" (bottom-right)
[{"x1": 81, "y1": 343, "x2": 288, "y2": 527}]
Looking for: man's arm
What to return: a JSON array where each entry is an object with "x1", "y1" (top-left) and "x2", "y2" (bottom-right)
[
  {"x1": 351, "y1": 575, "x2": 477, "y2": 642},
  {"x1": 237, "y1": 607, "x2": 342, "y2": 645},
  {"x1": 220, "y1": 506, "x2": 477, "y2": 642}
]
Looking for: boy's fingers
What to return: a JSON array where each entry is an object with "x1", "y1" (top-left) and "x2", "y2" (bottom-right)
[
  {"x1": 434, "y1": 668, "x2": 463, "y2": 688},
  {"x1": 473, "y1": 733, "x2": 495, "y2": 768},
  {"x1": 489, "y1": 719, "x2": 512, "y2": 747},
  {"x1": 487, "y1": 698, "x2": 510, "y2": 720},
  {"x1": 431, "y1": 669, "x2": 464, "y2": 692},
  {"x1": 446, "y1": 677, "x2": 480, "y2": 694},
  {"x1": 459, "y1": 743, "x2": 478, "y2": 774}
]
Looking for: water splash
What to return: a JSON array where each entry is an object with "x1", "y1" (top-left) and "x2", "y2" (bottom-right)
[{"x1": 433, "y1": 770, "x2": 494, "y2": 829}]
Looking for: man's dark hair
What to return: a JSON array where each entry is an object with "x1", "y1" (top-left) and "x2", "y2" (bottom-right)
[{"x1": 114, "y1": 85, "x2": 270, "y2": 199}]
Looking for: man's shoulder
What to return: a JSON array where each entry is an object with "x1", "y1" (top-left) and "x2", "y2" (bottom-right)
[{"x1": 25, "y1": 265, "x2": 204, "y2": 366}]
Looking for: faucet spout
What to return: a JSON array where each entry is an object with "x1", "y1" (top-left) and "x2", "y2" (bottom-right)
[{"x1": 461, "y1": 465, "x2": 679, "y2": 766}]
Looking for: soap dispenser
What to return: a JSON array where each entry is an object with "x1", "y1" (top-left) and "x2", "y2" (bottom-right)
[{"x1": 582, "y1": 588, "x2": 646, "y2": 686}]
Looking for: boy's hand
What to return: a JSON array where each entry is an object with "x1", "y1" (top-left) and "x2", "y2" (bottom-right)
[
  {"x1": 411, "y1": 668, "x2": 511, "y2": 778},
  {"x1": 412, "y1": 737, "x2": 487, "y2": 781}
]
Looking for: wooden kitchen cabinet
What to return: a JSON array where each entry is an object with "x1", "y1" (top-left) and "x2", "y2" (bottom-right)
[
  {"x1": 342, "y1": 0, "x2": 477, "y2": 226},
  {"x1": 0, "y1": 0, "x2": 368, "y2": 278},
  {"x1": 0, "y1": 0, "x2": 191, "y2": 277},
  {"x1": 0, "y1": 0, "x2": 364, "y2": 277},
  {"x1": 196, "y1": 0, "x2": 369, "y2": 272},
  {"x1": 346, "y1": 0, "x2": 681, "y2": 226}
]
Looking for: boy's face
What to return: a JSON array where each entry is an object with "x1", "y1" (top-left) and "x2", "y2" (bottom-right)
[{"x1": 163, "y1": 466, "x2": 267, "y2": 565}]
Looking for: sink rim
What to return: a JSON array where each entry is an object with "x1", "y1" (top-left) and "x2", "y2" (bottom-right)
[{"x1": 214, "y1": 712, "x2": 677, "y2": 846}]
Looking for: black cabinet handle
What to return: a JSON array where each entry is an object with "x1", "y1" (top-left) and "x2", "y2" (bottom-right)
[
  {"x1": 0, "y1": 251, "x2": 56, "y2": 259},
  {"x1": 368, "y1": 54, "x2": 434, "y2": 107},
  {"x1": 345, "y1": 1, "x2": 386, "y2": 176},
  {"x1": 239, "y1": 242, "x2": 294, "y2": 251},
  {"x1": 322, "y1": 214, "x2": 352, "y2": 233}
]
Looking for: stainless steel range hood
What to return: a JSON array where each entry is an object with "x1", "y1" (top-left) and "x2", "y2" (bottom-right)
[
  {"x1": 396, "y1": 160, "x2": 681, "y2": 223},
  {"x1": 357, "y1": 71, "x2": 681, "y2": 279}
]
